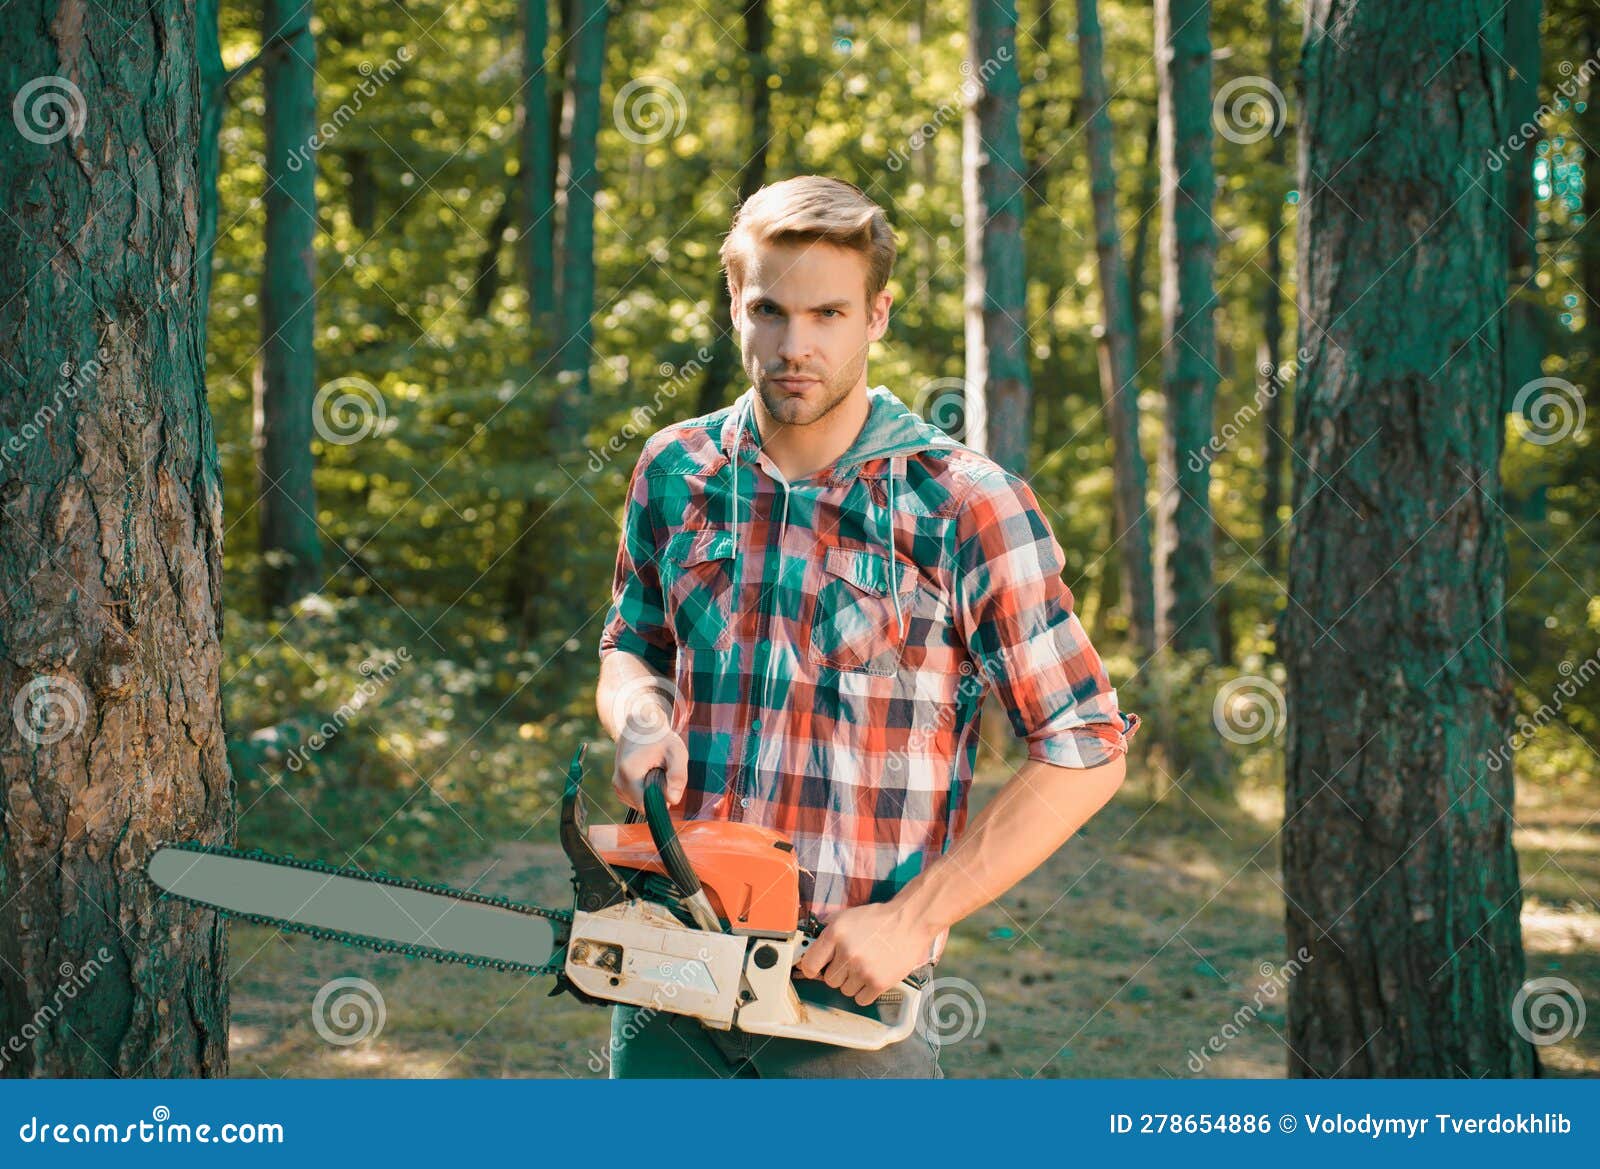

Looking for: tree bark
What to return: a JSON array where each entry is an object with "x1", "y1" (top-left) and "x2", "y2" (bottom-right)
[
  {"x1": 963, "y1": 0, "x2": 1034, "y2": 475},
  {"x1": 522, "y1": 0, "x2": 558, "y2": 361},
  {"x1": 698, "y1": 0, "x2": 773, "y2": 416},
  {"x1": 1127, "y1": 111, "x2": 1159, "y2": 341},
  {"x1": 257, "y1": 0, "x2": 323, "y2": 610},
  {"x1": 552, "y1": 0, "x2": 610, "y2": 432},
  {"x1": 1153, "y1": 0, "x2": 1219, "y2": 657},
  {"x1": 0, "y1": 0, "x2": 232, "y2": 1077},
  {"x1": 1282, "y1": 0, "x2": 1534, "y2": 1077},
  {"x1": 198, "y1": 0, "x2": 225, "y2": 350},
  {"x1": 1078, "y1": 0, "x2": 1156, "y2": 655},
  {"x1": 1258, "y1": 0, "x2": 1289, "y2": 572}
]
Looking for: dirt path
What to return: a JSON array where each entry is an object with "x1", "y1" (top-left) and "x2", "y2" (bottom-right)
[{"x1": 228, "y1": 773, "x2": 1599, "y2": 1078}]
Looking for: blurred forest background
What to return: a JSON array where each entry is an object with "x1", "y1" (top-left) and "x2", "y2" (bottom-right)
[{"x1": 4, "y1": 0, "x2": 1599, "y2": 1077}]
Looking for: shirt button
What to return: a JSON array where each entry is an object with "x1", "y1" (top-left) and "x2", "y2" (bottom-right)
[
  {"x1": 751, "y1": 718, "x2": 762, "y2": 730},
  {"x1": 740, "y1": 797, "x2": 751, "y2": 808}
]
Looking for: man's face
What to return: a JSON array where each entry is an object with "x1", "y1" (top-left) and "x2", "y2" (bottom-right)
[{"x1": 732, "y1": 240, "x2": 891, "y2": 427}]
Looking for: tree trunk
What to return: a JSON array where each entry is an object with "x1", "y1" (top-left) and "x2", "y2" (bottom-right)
[
  {"x1": 342, "y1": 148, "x2": 378, "y2": 234},
  {"x1": 198, "y1": 0, "x2": 225, "y2": 350},
  {"x1": 0, "y1": 0, "x2": 232, "y2": 1077},
  {"x1": 1582, "y1": 10, "x2": 1600, "y2": 339},
  {"x1": 1501, "y1": 0, "x2": 1544, "y2": 410},
  {"x1": 552, "y1": 0, "x2": 610, "y2": 431},
  {"x1": 698, "y1": 0, "x2": 773, "y2": 416},
  {"x1": 1078, "y1": 0, "x2": 1155, "y2": 655},
  {"x1": 522, "y1": 0, "x2": 558, "y2": 361},
  {"x1": 257, "y1": 0, "x2": 323, "y2": 611},
  {"x1": 963, "y1": 0, "x2": 1033, "y2": 475},
  {"x1": 1282, "y1": 0, "x2": 1534, "y2": 1077},
  {"x1": 1153, "y1": 0, "x2": 1219, "y2": 657},
  {"x1": 1127, "y1": 111, "x2": 1159, "y2": 340},
  {"x1": 1258, "y1": 0, "x2": 1288, "y2": 572}
]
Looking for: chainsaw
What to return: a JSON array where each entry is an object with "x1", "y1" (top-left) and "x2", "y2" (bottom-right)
[{"x1": 144, "y1": 747, "x2": 927, "y2": 1051}]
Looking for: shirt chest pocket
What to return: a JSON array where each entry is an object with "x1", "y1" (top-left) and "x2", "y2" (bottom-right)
[
  {"x1": 807, "y1": 546, "x2": 919, "y2": 676},
  {"x1": 659, "y1": 528, "x2": 736, "y2": 652}
]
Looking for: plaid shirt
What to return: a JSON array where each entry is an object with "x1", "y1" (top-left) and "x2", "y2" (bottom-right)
[{"x1": 599, "y1": 386, "x2": 1140, "y2": 927}]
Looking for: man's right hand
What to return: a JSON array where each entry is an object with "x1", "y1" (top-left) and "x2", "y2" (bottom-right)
[
  {"x1": 597, "y1": 651, "x2": 690, "y2": 812},
  {"x1": 612, "y1": 721, "x2": 689, "y2": 813}
]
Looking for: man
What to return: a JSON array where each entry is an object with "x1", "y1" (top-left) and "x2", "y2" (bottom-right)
[{"x1": 596, "y1": 175, "x2": 1140, "y2": 1078}]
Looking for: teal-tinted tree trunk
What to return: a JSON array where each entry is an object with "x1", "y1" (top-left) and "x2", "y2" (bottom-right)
[
  {"x1": 1283, "y1": 0, "x2": 1534, "y2": 1077},
  {"x1": 0, "y1": 0, "x2": 231, "y2": 1077},
  {"x1": 699, "y1": 0, "x2": 773, "y2": 416},
  {"x1": 553, "y1": 0, "x2": 610, "y2": 437},
  {"x1": 522, "y1": 0, "x2": 557, "y2": 361},
  {"x1": 257, "y1": 0, "x2": 322, "y2": 610},
  {"x1": 1154, "y1": 0, "x2": 1219, "y2": 656},
  {"x1": 1258, "y1": 0, "x2": 1289, "y2": 572},
  {"x1": 1503, "y1": 0, "x2": 1544, "y2": 401},
  {"x1": 963, "y1": 0, "x2": 1033, "y2": 475},
  {"x1": 1078, "y1": 0, "x2": 1155, "y2": 655},
  {"x1": 198, "y1": 0, "x2": 225, "y2": 350}
]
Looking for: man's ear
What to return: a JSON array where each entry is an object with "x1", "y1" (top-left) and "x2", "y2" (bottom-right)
[
  {"x1": 867, "y1": 288, "x2": 893, "y2": 343},
  {"x1": 728, "y1": 283, "x2": 742, "y2": 329}
]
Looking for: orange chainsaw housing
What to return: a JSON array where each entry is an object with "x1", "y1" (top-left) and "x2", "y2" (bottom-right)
[{"x1": 585, "y1": 819, "x2": 800, "y2": 935}]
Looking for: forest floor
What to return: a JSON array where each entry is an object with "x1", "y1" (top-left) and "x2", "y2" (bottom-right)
[{"x1": 227, "y1": 760, "x2": 1600, "y2": 1079}]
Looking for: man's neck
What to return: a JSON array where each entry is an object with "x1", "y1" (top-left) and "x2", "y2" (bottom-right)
[{"x1": 751, "y1": 382, "x2": 871, "y2": 481}]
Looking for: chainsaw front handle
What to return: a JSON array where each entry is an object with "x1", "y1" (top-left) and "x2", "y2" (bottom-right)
[{"x1": 641, "y1": 767, "x2": 725, "y2": 933}]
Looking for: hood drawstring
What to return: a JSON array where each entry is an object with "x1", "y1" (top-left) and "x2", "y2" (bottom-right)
[{"x1": 886, "y1": 453, "x2": 904, "y2": 641}]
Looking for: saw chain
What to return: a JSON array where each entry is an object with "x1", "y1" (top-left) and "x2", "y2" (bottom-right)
[{"x1": 151, "y1": 840, "x2": 573, "y2": 976}]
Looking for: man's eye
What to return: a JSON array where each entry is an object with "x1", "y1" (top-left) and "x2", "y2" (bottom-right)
[
  {"x1": 755, "y1": 304, "x2": 777, "y2": 316},
  {"x1": 820, "y1": 309, "x2": 840, "y2": 318}
]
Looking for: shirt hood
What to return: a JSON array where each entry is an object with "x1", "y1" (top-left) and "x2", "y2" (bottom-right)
[{"x1": 717, "y1": 383, "x2": 966, "y2": 471}]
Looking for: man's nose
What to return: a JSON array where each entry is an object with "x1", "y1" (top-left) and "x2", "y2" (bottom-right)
[{"x1": 777, "y1": 322, "x2": 813, "y2": 364}]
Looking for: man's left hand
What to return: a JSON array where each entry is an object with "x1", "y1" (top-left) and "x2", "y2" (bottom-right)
[{"x1": 794, "y1": 899, "x2": 940, "y2": 1005}]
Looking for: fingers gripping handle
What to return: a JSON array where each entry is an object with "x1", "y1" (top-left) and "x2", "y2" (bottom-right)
[{"x1": 641, "y1": 768, "x2": 724, "y2": 933}]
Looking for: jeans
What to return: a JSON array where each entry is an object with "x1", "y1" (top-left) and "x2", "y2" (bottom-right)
[{"x1": 604, "y1": 963, "x2": 943, "y2": 1079}]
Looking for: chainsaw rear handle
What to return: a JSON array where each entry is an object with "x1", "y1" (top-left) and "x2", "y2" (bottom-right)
[{"x1": 641, "y1": 767, "x2": 724, "y2": 933}]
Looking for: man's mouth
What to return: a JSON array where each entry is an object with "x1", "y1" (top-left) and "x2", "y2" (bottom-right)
[{"x1": 772, "y1": 375, "x2": 818, "y2": 389}]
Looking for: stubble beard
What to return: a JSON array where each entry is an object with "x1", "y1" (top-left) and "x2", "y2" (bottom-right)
[{"x1": 751, "y1": 348, "x2": 867, "y2": 428}]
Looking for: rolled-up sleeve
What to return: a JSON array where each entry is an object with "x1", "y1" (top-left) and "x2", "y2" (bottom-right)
[
  {"x1": 952, "y1": 466, "x2": 1141, "y2": 768},
  {"x1": 598, "y1": 442, "x2": 676, "y2": 675}
]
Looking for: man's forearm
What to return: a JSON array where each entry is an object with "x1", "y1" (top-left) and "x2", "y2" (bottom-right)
[
  {"x1": 891, "y1": 754, "x2": 1127, "y2": 937},
  {"x1": 595, "y1": 649, "x2": 671, "y2": 740}
]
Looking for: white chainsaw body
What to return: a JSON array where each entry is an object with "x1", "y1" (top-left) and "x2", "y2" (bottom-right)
[{"x1": 563, "y1": 899, "x2": 923, "y2": 1050}]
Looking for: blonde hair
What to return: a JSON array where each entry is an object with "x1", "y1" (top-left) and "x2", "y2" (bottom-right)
[{"x1": 718, "y1": 175, "x2": 897, "y2": 305}]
